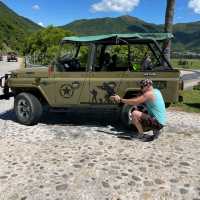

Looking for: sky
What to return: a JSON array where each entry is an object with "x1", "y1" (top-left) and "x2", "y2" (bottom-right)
[{"x1": 1, "y1": 0, "x2": 200, "y2": 27}]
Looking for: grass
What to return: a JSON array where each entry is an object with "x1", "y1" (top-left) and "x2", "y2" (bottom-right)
[
  {"x1": 170, "y1": 89, "x2": 200, "y2": 113},
  {"x1": 172, "y1": 59, "x2": 200, "y2": 70}
]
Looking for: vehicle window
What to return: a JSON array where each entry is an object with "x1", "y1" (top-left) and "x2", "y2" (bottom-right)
[
  {"x1": 94, "y1": 45, "x2": 129, "y2": 71},
  {"x1": 59, "y1": 44, "x2": 77, "y2": 58},
  {"x1": 77, "y1": 46, "x2": 89, "y2": 69},
  {"x1": 93, "y1": 44, "x2": 162, "y2": 72},
  {"x1": 57, "y1": 44, "x2": 89, "y2": 72},
  {"x1": 129, "y1": 45, "x2": 156, "y2": 71}
]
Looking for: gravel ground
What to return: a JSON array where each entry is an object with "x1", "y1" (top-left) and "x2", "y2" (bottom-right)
[{"x1": 0, "y1": 60, "x2": 200, "y2": 200}]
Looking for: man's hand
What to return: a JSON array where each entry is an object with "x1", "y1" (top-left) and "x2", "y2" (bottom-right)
[{"x1": 110, "y1": 95, "x2": 121, "y2": 103}]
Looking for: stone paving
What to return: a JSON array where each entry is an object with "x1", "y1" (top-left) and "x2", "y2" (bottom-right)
[
  {"x1": 0, "y1": 61, "x2": 200, "y2": 200},
  {"x1": 0, "y1": 103, "x2": 200, "y2": 200}
]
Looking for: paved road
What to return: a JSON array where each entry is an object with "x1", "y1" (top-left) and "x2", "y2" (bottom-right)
[
  {"x1": 181, "y1": 70, "x2": 200, "y2": 89},
  {"x1": 0, "y1": 56, "x2": 20, "y2": 76},
  {"x1": 0, "y1": 60, "x2": 200, "y2": 200}
]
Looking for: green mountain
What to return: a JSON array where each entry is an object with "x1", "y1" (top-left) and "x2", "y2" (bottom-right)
[
  {"x1": 61, "y1": 15, "x2": 200, "y2": 52},
  {"x1": 0, "y1": 1, "x2": 199, "y2": 53},
  {"x1": 173, "y1": 22, "x2": 200, "y2": 52},
  {"x1": 0, "y1": 1, "x2": 42, "y2": 52},
  {"x1": 62, "y1": 15, "x2": 160, "y2": 35}
]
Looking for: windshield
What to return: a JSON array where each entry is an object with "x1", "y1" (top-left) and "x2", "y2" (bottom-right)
[{"x1": 59, "y1": 43, "x2": 78, "y2": 59}]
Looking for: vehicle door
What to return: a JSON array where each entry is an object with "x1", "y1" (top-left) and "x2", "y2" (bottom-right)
[
  {"x1": 54, "y1": 45, "x2": 90, "y2": 107},
  {"x1": 89, "y1": 44, "x2": 126, "y2": 105}
]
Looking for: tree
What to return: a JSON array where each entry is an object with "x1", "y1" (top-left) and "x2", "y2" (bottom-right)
[
  {"x1": 163, "y1": 0, "x2": 176, "y2": 62},
  {"x1": 24, "y1": 26, "x2": 73, "y2": 65}
]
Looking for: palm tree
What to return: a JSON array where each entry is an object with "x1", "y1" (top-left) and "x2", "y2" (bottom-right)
[{"x1": 163, "y1": 0, "x2": 176, "y2": 62}]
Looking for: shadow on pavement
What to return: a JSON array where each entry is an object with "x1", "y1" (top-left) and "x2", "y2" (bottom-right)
[
  {"x1": 0, "y1": 109, "x2": 16, "y2": 121},
  {"x1": 0, "y1": 109, "x2": 155, "y2": 142}
]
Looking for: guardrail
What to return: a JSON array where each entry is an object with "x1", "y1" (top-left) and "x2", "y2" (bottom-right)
[{"x1": 24, "y1": 56, "x2": 48, "y2": 68}]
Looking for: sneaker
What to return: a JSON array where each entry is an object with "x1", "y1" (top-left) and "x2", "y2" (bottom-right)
[
  {"x1": 137, "y1": 133, "x2": 144, "y2": 139},
  {"x1": 153, "y1": 129, "x2": 161, "y2": 139},
  {"x1": 141, "y1": 135, "x2": 155, "y2": 142}
]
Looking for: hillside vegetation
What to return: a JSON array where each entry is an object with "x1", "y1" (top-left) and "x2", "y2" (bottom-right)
[
  {"x1": 24, "y1": 26, "x2": 73, "y2": 65},
  {"x1": 0, "y1": 1, "x2": 200, "y2": 53},
  {"x1": 0, "y1": 1, "x2": 41, "y2": 52},
  {"x1": 61, "y1": 15, "x2": 200, "y2": 52}
]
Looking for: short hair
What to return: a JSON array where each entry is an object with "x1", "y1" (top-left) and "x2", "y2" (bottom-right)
[{"x1": 140, "y1": 79, "x2": 153, "y2": 88}]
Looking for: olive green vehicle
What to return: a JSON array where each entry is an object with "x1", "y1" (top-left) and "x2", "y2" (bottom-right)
[{"x1": 0, "y1": 33, "x2": 183, "y2": 126}]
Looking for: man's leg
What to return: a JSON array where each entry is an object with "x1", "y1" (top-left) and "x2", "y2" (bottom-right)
[{"x1": 131, "y1": 110, "x2": 144, "y2": 135}]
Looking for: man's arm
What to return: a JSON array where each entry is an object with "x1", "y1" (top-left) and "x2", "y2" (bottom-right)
[
  {"x1": 110, "y1": 91, "x2": 152, "y2": 105},
  {"x1": 120, "y1": 95, "x2": 147, "y2": 106}
]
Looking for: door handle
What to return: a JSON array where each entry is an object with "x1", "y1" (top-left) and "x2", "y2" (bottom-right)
[
  {"x1": 144, "y1": 72, "x2": 157, "y2": 76},
  {"x1": 71, "y1": 81, "x2": 80, "y2": 89}
]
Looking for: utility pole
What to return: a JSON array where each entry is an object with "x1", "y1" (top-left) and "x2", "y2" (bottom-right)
[{"x1": 164, "y1": 0, "x2": 176, "y2": 62}]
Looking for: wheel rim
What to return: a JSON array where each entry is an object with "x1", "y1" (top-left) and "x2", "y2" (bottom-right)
[
  {"x1": 17, "y1": 99, "x2": 31, "y2": 121},
  {"x1": 127, "y1": 106, "x2": 136, "y2": 125}
]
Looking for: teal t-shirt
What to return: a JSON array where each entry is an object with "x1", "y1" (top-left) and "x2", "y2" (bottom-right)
[{"x1": 145, "y1": 89, "x2": 166, "y2": 125}]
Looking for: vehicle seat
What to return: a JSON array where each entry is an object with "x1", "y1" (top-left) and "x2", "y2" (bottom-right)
[{"x1": 100, "y1": 52, "x2": 111, "y2": 71}]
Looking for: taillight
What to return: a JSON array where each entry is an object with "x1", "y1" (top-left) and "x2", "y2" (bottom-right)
[
  {"x1": 179, "y1": 78, "x2": 184, "y2": 90},
  {"x1": 48, "y1": 65, "x2": 54, "y2": 76}
]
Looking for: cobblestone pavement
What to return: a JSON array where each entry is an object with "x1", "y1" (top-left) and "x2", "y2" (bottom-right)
[
  {"x1": 0, "y1": 61, "x2": 200, "y2": 200},
  {"x1": 0, "y1": 99, "x2": 200, "y2": 200}
]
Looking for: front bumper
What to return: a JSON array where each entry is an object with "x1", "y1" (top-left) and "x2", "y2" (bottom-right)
[{"x1": 0, "y1": 74, "x2": 14, "y2": 100}]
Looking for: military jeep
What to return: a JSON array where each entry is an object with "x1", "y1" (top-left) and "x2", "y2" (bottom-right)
[{"x1": 0, "y1": 33, "x2": 182, "y2": 126}]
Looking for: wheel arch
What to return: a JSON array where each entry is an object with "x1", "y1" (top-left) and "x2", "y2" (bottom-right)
[{"x1": 12, "y1": 87, "x2": 50, "y2": 106}]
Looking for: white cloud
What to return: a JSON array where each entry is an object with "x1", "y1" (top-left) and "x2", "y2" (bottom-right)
[
  {"x1": 38, "y1": 22, "x2": 44, "y2": 27},
  {"x1": 32, "y1": 4, "x2": 40, "y2": 11},
  {"x1": 188, "y1": 0, "x2": 200, "y2": 14},
  {"x1": 91, "y1": 0, "x2": 140, "y2": 13}
]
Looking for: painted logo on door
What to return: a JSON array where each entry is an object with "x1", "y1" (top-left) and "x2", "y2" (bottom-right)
[
  {"x1": 60, "y1": 81, "x2": 80, "y2": 98},
  {"x1": 90, "y1": 81, "x2": 117, "y2": 104}
]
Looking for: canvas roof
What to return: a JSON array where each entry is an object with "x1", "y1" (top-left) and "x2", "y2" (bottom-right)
[{"x1": 62, "y1": 33, "x2": 174, "y2": 43}]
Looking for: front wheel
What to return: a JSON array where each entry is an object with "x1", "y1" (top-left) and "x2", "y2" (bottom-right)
[{"x1": 14, "y1": 93, "x2": 43, "y2": 125}]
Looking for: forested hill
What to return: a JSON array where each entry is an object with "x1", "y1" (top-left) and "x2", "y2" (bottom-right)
[
  {"x1": 61, "y1": 15, "x2": 200, "y2": 52},
  {"x1": 0, "y1": 0, "x2": 200, "y2": 53},
  {"x1": 61, "y1": 15, "x2": 160, "y2": 35},
  {"x1": 0, "y1": 1, "x2": 42, "y2": 52}
]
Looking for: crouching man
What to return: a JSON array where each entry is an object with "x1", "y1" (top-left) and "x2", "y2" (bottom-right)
[{"x1": 110, "y1": 79, "x2": 166, "y2": 140}]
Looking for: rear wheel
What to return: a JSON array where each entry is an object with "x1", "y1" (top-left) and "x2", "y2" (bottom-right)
[
  {"x1": 120, "y1": 104, "x2": 150, "y2": 132},
  {"x1": 120, "y1": 104, "x2": 137, "y2": 129},
  {"x1": 14, "y1": 93, "x2": 43, "y2": 125}
]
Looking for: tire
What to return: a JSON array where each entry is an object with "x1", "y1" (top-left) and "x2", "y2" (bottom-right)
[
  {"x1": 120, "y1": 104, "x2": 137, "y2": 129},
  {"x1": 14, "y1": 93, "x2": 43, "y2": 125},
  {"x1": 120, "y1": 104, "x2": 151, "y2": 132}
]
